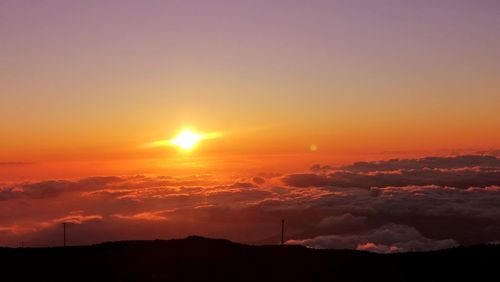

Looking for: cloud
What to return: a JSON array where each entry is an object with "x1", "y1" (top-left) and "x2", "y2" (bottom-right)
[
  {"x1": 476, "y1": 150, "x2": 500, "y2": 157},
  {"x1": 53, "y1": 214, "x2": 103, "y2": 225},
  {"x1": 252, "y1": 176, "x2": 266, "y2": 185},
  {"x1": 1, "y1": 155, "x2": 499, "y2": 251},
  {"x1": 287, "y1": 224, "x2": 458, "y2": 253},
  {"x1": 283, "y1": 155, "x2": 500, "y2": 188},
  {"x1": 339, "y1": 155, "x2": 500, "y2": 172},
  {"x1": 310, "y1": 164, "x2": 333, "y2": 171},
  {"x1": 0, "y1": 176, "x2": 123, "y2": 201},
  {"x1": 113, "y1": 211, "x2": 169, "y2": 221},
  {"x1": 0, "y1": 225, "x2": 37, "y2": 235}
]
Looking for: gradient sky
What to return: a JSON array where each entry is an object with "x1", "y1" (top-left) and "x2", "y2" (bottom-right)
[
  {"x1": 2, "y1": 0, "x2": 499, "y2": 172},
  {"x1": 0, "y1": 1, "x2": 500, "y2": 250}
]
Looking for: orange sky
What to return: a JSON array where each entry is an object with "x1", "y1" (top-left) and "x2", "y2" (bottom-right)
[{"x1": 1, "y1": 1, "x2": 499, "y2": 180}]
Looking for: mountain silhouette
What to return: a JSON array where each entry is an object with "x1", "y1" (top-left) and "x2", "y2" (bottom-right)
[{"x1": 0, "y1": 236, "x2": 498, "y2": 281}]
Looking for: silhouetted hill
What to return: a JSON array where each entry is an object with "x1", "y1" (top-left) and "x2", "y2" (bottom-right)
[{"x1": 0, "y1": 236, "x2": 498, "y2": 281}]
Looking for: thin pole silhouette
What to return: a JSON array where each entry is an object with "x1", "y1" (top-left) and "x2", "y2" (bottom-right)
[
  {"x1": 281, "y1": 219, "x2": 285, "y2": 245},
  {"x1": 63, "y1": 222, "x2": 67, "y2": 247}
]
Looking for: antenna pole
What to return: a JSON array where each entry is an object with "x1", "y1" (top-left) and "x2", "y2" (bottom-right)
[
  {"x1": 63, "y1": 222, "x2": 66, "y2": 247},
  {"x1": 281, "y1": 219, "x2": 285, "y2": 245}
]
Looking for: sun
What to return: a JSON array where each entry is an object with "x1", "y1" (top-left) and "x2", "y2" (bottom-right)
[
  {"x1": 143, "y1": 128, "x2": 222, "y2": 152},
  {"x1": 170, "y1": 129, "x2": 202, "y2": 150}
]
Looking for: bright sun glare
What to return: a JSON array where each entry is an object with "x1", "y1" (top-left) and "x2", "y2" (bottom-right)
[
  {"x1": 170, "y1": 129, "x2": 202, "y2": 150},
  {"x1": 145, "y1": 128, "x2": 222, "y2": 152}
]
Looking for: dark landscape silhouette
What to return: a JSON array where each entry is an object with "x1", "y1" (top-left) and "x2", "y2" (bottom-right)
[{"x1": 1, "y1": 236, "x2": 498, "y2": 281}]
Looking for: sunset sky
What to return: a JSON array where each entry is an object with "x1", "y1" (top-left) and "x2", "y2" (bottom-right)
[{"x1": 1, "y1": 1, "x2": 499, "y2": 251}]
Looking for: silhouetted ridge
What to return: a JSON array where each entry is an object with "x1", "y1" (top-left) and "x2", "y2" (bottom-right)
[{"x1": 1, "y1": 237, "x2": 499, "y2": 281}]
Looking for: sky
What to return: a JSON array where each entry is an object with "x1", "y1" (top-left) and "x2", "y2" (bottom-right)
[{"x1": 0, "y1": 1, "x2": 499, "y2": 251}]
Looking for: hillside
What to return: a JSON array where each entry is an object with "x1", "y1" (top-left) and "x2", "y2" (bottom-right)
[{"x1": 0, "y1": 236, "x2": 498, "y2": 281}]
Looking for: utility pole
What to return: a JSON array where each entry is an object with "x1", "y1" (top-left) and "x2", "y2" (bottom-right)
[
  {"x1": 63, "y1": 222, "x2": 67, "y2": 247},
  {"x1": 281, "y1": 219, "x2": 285, "y2": 245}
]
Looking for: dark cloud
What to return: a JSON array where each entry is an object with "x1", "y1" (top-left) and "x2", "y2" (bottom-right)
[
  {"x1": 230, "y1": 182, "x2": 257, "y2": 188},
  {"x1": 284, "y1": 185, "x2": 500, "y2": 245},
  {"x1": 283, "y1": 167, "x2": 500, "y2": 189},
  {"x1": 0, "y1": 176, "x2": 123, "y2": 201},
  {"x1": 310, "y1": 164, "x2": 333, "y2": 171},
  {"x1": 252, "y1": 176, "x2": 266, "y2": 185},
  {"x1": 339, "y1": 155, "x2": 500, "y2": 172},
  {"x1": 281, "y1": 173, "x2": 333, "y2": 188},
  {"x1": 284, "y1": 155, "x2": 500, "y2": 189}
]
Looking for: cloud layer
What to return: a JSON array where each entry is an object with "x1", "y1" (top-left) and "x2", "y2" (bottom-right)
[
  {"x1": 0, "y1": 155, "x2": 499, "y2": 252},
  {"x1": 285, "y1": 155, "x2": 500, "y2": 189},
  {"x1": 288, "y1": 224, "x2": 457, "y2": 253}
]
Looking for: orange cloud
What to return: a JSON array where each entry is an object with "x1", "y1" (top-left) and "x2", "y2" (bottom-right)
[
  {"x1": 0, "y1": 155, "x2": 499, "y2": 251},
  {"x1": 113, "y1": 211, "x2": 169, "y2": 221}
]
